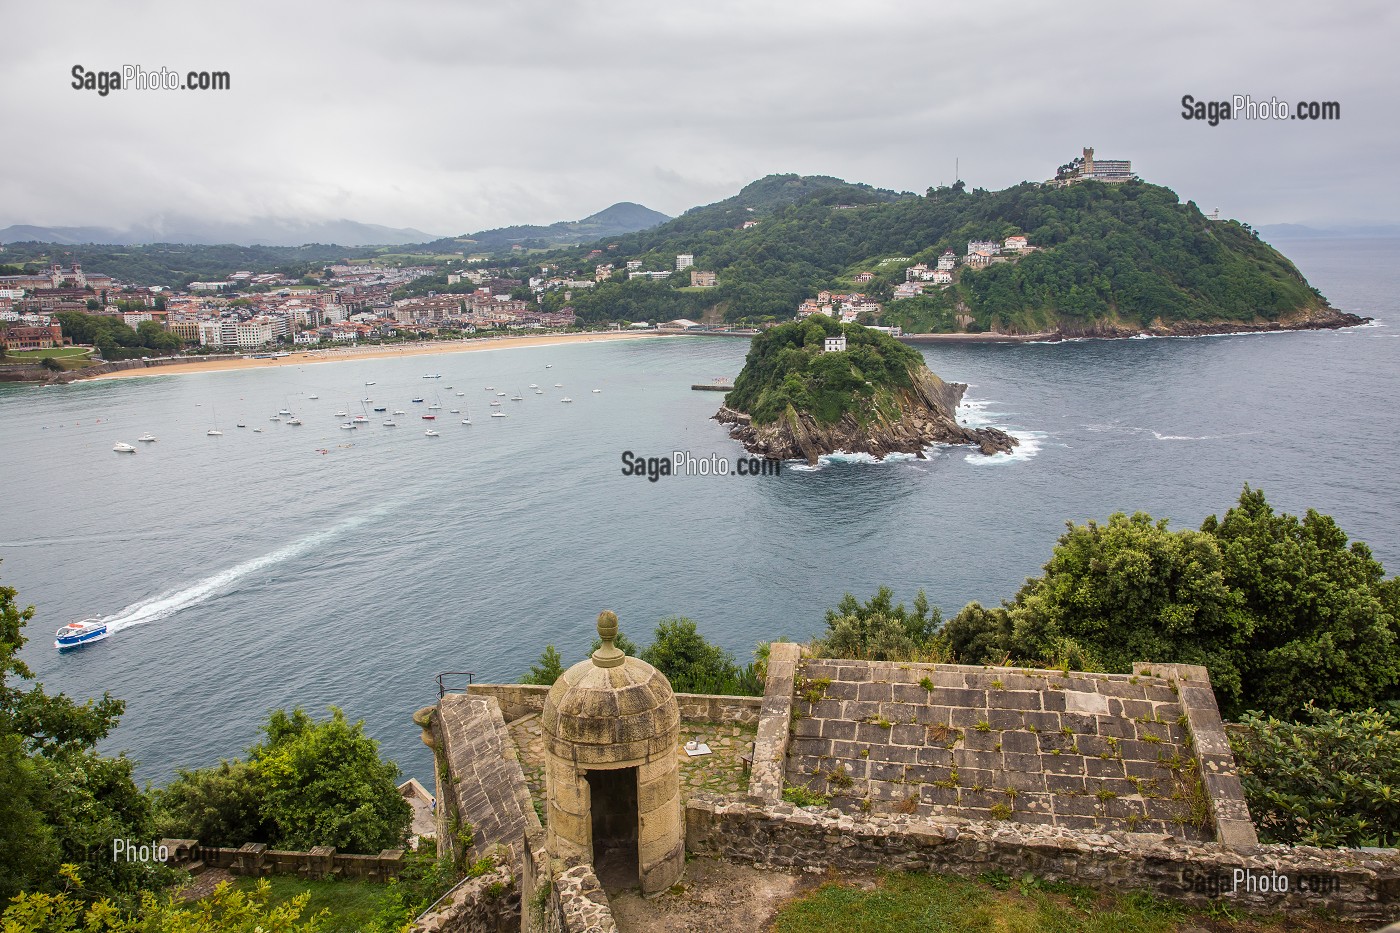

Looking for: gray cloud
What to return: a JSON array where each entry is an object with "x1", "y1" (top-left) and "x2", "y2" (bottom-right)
[{"x1": 1, "y1": 0, "x2": 1393, "y2": 237}]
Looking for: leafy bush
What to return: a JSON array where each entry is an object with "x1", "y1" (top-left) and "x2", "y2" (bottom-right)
[
  {"x1": 814, "y1": 587, "x2": 945, "y2": 662},
  {"x1": 1230, "y1": 705, "x2": 1400, "y2": 847},
  {"x1": 156, "y1": 707, "x2": 411, "y2": 854},
  {"x1": 520, "y1": 645, "x2": 564, "y2": 686}
]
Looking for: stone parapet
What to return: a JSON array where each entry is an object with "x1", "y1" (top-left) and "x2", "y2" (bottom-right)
[{"x1": 685, "y1": 795, "x2": 1400, "y2": 922}]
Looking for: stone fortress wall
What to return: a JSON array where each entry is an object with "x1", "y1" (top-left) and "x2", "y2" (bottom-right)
[{"x1": 413, "y1": 642, "x2": 1400, "y2": 932}]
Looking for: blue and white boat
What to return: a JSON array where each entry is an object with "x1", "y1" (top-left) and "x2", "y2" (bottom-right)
[{"x1": 55, "y1": 618, "x2": 108, "y2": 650}]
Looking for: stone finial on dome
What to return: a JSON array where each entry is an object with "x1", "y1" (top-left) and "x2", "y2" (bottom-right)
[{"x1": 592, "y1": 610, "x2": 625, "y2": 668}]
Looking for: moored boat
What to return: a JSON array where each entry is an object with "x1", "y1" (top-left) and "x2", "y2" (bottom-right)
[{"x1": 113, "y1": 441, "x2": 136, "y2": 453}]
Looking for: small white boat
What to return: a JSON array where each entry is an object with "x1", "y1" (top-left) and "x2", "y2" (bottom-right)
[
  {"x1": 207, "y1": 428, "x2": 223, "y2": 436},
  {"x1": 287, "y1": 417, "x2": 302, "y2": 426},
  {"x1": 236, "y1": 422, "x2": 247, "y2": 428},
  {"x1": 429, "y1": 403, "x2": 442, "y2": 410},
  {"x1": 491, "y1": 411, "x2": 506, "y2": 418},
  {"x1": 455, "y1": 392, "x2": 465, "y2": 397},
  {"x1": 546, "y1": 364, "x2": 553, "y2": 368},
  {"x1": 340, "y1": 423, "x2": 356, "y2": 430},
  {"x1": 484, "y1": 386, "x2": 494, "y2": 391},
  {"x1": 592, "y1": 389, "x2": 601, "y2": 394},
  {"x1": 113, "y1": 442, "x2": 136, "y2": 453},
  {"x1": 269, "y1": 415, "x2": 281, "y2": 422},
  {"x1": 383, "y1": 419, "x2": 397, "y2": 426},
  {"x1": 252, "y1": 427, "x2": 263, "y2": 433},
  {"x1": 450, "y1": 408, "x2": 460, "y2": 414},
  {"x1": 425, "y1": 429, "x2": 440, "y2": 437},
  {"x1": 496, "y1": 392, "x2": 506, "y2": 397},
  {"x1": 308, "y1": 394, "x2": 319, "y2": 400},
  {"x1": 137, "y1": 434, "x2": 157, "y2": 443},
  {"x1": 362, "y1": 397, "x2": 373, "y2": 403},
  {"x1": 490, "y1": 400, "x2": 501, "y2": 407},
  {"x1": 528, "y1": 384, "x2": 538, "y2": 389},
  {"x1": 353, "y1": 414, "x2": 369, "y2": 423},
  {"x1": 278, "y1": 408, "x2": 291, "y2": 416},
  {"x1": 393, "y1": 409, "x2": 405, "y2": 415},
  {"x1": 55, "y1": 618, "x2": 108, "y2": 650},
  {"x1": 461, "y1": 418, "x2": 472, "y2": 425},
  {"x1": 554, "y1": 383, "x2": 563, "y2": 388},
  {"x1": 335, "y1": 410, "x2": 348, "y2": 417},
  {"x1": 423, "y1": 373, "x2": 442, "y2": 379},
  {"x1": 365, "y1": 382, "x2": 375, "y2": 386},
  {"x1": 560, "y1": 397, "x2": 573, "y2": 403},
  {"x1": 534, "y1": 389, "x2": 543, "y2": 395}
]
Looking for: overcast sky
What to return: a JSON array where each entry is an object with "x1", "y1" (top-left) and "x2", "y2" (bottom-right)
[{"x1": 3, "y1": 0, "x2": 1395, "y2": 236}]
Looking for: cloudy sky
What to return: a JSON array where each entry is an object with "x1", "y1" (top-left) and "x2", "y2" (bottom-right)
[{"x1": 3, "y1": 0, "x2": 1394, "y2": 236}]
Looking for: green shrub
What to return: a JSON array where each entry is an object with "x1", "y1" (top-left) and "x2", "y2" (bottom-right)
[{"x1": 1230, "y1": 704, "x2": 1400, "y2": 847}]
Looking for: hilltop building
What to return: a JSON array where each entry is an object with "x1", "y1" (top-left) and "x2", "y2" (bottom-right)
[
  {"x1": 1052, "y1": 147, "x2": 1134, "y2": 186},
  {"x1": 823, "y1": 334, "x2": 847, "y2": 353},
  {"x1": 675, "y1": 254, "x2": 694, "y2": 271}
]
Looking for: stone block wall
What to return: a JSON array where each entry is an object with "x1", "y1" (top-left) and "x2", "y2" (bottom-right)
[
  {"x1": 432, "y1": 695, "x2": 539, "y2": 867},
  {"x1": 748, "y1": 642, "x2": 801, "y2": 803},
  {"x1": 685, "y1": 795, "x2": 1400, "y2": 923},
  {"x1": 160, "y1": 840, "x2": 404, "y2": 881},
  {"x1": 782, "y1": 658, "x2": 1234, "y2": 842},
  {"x1": 412, "y1": 864, "x2": 520, "y2": 933}
]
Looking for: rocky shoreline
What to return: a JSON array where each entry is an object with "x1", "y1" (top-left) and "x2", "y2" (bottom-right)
[
  {"x1": 896, "y1": 306, "x2": 1371, "y2": 343},
  {"x1": 715, "y1": 367, "x2": 1017, "y2": 465}
]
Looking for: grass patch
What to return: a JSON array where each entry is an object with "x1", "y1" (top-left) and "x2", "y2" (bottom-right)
[
  {"x1": 769, "y1": 870, "x2": 1340, "y2": 932},
  {"x1": 231, "y1": 874, "x2": 385, "y2": 933},
  {"x1": 5, "y1": 346, "x2": 91, "y2": 359}
]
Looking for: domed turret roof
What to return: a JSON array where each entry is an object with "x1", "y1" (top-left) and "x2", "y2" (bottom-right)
[{"x1": 541, "y1": 611, "x2": 680, "y2": 765}]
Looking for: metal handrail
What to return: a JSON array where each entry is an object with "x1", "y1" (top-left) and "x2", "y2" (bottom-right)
[{"x1": 436, "y1": 671, "x2": 474, "y2": 698}]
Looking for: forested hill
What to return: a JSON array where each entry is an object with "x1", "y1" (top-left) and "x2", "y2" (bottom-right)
[{"x1": 545, "y1": 176, "x2": 1346, "y2": 334}]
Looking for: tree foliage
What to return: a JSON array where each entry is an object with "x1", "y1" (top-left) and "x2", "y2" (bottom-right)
[
  {"x1": 814, "y1": 587, "x2": 944, "y2": 662},
  {"x1": 520, "y1": 645, "x2": 565, "y2": 686},
  {"x1": 1230, "y1": 705, "x2": 1400, "y2": 847},
  {"x1": 943, "y1": 488, "x2": 1400, "y2": 719},
  {"x1": 1, "y1": 871, "x2": 326, "y2": 933},
  {"x1": 155, "y1": 708, "x2": 411, "y2": 854},
  {"x1": 725, "y1": 317, "x2": 924, "y2": 425},
  {"x1": 0, "y1": 569, "x2": 160, "y2": 906}
]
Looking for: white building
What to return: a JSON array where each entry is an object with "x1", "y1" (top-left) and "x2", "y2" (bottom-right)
[
  {"x1": 937, "y1": 251, "x2": 957, "y2": 271},
  {"x1": 967, "y1": 240, "x2": 1001, "y2": 257},
  {"x1": 293, "y1": 330, "x2": 321, "y2": 346},
  {"x1": 823, "y1": 334, "x2": 847, "y2": 353},
  {"x1": 675, "y1": 254, "x2": 694, "y2": 271},
  {"x1": 198, "y1": 320, "x2": 225, "y2": 347},
  {"x1": 626, "y1": 260, "x2": 643, "y2": 271},
  {"x1": 1004, "y1": 235, "x2": 1028, "y2": 251},
  {"x1": 931, "y1": 269, "x2": 953, "y2": 285}
]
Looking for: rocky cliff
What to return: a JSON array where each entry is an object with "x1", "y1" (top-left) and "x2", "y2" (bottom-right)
[{"x1": 715, "y1": 366, "x2": 1016, "y2": 465}]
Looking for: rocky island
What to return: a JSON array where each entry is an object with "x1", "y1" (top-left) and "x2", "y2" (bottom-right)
[{"x1": 715, "y1": 317, "x2": 1016, "y2": 464}]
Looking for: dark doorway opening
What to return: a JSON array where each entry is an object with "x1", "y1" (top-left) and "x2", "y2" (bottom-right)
[{"x1": 586, "y1": 766, "x2": 639, "y2": 892}]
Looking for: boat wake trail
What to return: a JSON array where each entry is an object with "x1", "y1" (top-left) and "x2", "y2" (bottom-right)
[{"x1": 103, "y1": 504, "x2": 393, "y2": 633}]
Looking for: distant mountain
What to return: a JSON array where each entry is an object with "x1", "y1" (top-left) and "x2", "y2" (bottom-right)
[
  {"x1": 420, "y1": 202, "x2": 670, "y2": 255},
  {"x1": 1259, "y1": 222, "x2": 1400, "y2": 239},
  {"x1": 0, "y1": 218, "x2": 440, "y2": 248}
]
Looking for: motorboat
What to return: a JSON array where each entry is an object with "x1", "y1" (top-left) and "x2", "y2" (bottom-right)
[
  {"x1": 137, "y1": 434, "x2": 156, "y2": 443},
  {"x1": 545, "y1": 364, "x2": 553, "y2": 368},
  {"x1": 422, "y1": 413, "x2": 436, "y2": 420},
  {"x1": 450, "y1": 408, "x2": 461, "y2": 414},
  {"x1": 287, "y1": 417, "x2": 302, "y2": 426},
  {"x1": 554, "y1": 383, "x2": 563, "y2": 388},
  {"x1": 528, "y1": 384, "x2": 538, "y2": 389},
  {"x1": 489, "y1": 400, "x2": 501, "y2": 407},
  {"x1": 461, "y1": 418, "x2": 472, "y2": 425},
  {"x1": 393, "y1": 409, "x2": 406, "y2": 415},
  {"x1": 308, "y1": 394, "x2": 319, "y2": 400},
  {"x1": 113, "y1": 442, "x2": 136, "y2": 453},
  {"x1": 423, "y1": 373, "x2": 442, "y2": 379},
  {"x1": 278, "y1": 408, "x2": 291, "y2": 416},
  {"x1": 340, "y1": 423, "x2": 357, "y2": 430},
  {"x1": 335, "y1": 410, "x2": 348, "y2": 417},
  {"x1": 373, "y1": 406, "x2": 387, "y2": 412},
  {"x1": 207, "y1": 428, "x2": 223, "y2": 436},
  {"x1": 236, "y1": 422, "x2": 247, "y2": 428},
  {"x1": 383, "y1": 419, "x2": 397, "y2": 426},
  {"x1": 490, "y1": 411, "x2": 506, "y2": 418},
  {"x1": 511, "y1": 392, "x2": 523, "y2": 401},
  {"x1": 365, "y1": 382, "x2": 375, "y2": 386},
  {"x1": 55, "y1": 618, "x2": 108, "y2": 650},
  {"x1": 560, "y1": 397, "x2": 573, "y2": 403},
  {"x1": 592, "y1": 389, "x2": 602, "y2": 393},
  {"x1": 534, "y1": 389, "x2": 543, "y2": 395},
  {"x1": 425, "y1": 429, "x2": 440, "y2": 437},
  {"x1": 496, "y1": 391, "x2": 506, "y2": 397},
  {"x1": 252, "y1": 427, "x2": 263, "y2": 433},
  {"x1": 456, "y1": 392, "x2": 465, "y2": 397},
  {"x1": 411, "y1": 397, "x2": 424, "y2": 403}
]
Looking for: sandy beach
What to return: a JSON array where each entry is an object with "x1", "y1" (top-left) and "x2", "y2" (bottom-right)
[{"x1": 87, "y1": 330, "x2": 661, "y2": 381}]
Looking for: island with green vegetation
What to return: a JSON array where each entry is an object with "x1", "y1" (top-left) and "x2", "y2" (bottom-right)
[{"x1": 715, "y1": 316, "x2": 1016, "y2": 463}]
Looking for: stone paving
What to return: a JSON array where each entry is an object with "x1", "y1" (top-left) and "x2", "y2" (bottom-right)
[
  {"x1": 508, "y1": 712, "x2": 756, "y2": 816},
  {"x1": 784, "y1": 659, "x2": 1211, "y2": 840}
]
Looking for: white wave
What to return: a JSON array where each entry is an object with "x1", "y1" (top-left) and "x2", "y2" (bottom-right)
[
  {"x1": 103, "y1": 504, "x2": 393, "y2": 633},
  {"x1": 965, "y1": 430, "x2": 1046, "y2": 465},
  {"x1": 1151, "y1": 430, "x2": 1260, "y2": 442}
]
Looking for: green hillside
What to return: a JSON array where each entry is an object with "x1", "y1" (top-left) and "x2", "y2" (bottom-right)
[{"x1": 542, "y1": 176, "x2": 1332, "y2": 333}]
